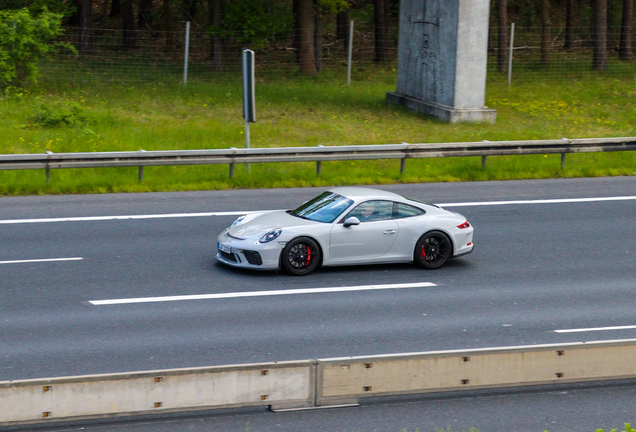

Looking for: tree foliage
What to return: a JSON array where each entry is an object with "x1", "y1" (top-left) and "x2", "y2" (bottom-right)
[
  {"x1": 210, "y1": 0, "x2": 294, "y2": 49},
  {"x1": 0, "y1": 8, "x2": 75, "y2": 88},
  {"x1": 0, "y1": 0, "x2": 75, "y2": 17}
]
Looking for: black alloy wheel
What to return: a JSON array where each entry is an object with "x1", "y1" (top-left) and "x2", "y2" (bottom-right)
[
  {"x1": 414, "y1": 231, "x2": 452, "y2": 269},
  {"x1": 281, "y1": 237, "x2": 321, "y2": 276}
]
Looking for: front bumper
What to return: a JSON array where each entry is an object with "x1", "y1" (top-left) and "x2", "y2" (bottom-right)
[{"x1": 215, "y1": 231, "x2": 284, "y2": 270}]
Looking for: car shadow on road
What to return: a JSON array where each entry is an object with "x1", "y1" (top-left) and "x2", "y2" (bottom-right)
[{"x1": 209, "y1": 257, "x2": 473, "y2": 280}]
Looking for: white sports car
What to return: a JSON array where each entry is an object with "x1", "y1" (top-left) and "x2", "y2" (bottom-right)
[{"x1": 216, "y1": 187, "x2": 474, "y2": 275}]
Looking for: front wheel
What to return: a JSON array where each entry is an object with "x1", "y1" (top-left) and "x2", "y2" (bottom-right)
[
  {"x1": 414, "y1": 231, "x2": 452, "y2": 269},
  {"x1": 281, "y1": 237, "x2": 321, "y2": 276}
]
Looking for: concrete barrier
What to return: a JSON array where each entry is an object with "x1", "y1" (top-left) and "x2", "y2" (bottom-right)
[
  {"x1": 316, "y1": 339, "x2": 636, "y2": 406},
  {"x1": 0, "y1": 361, "x2": 314, "y2": 426},
  {"x1": 3, "y1": 339, "x2": 636, "y2": 425}
]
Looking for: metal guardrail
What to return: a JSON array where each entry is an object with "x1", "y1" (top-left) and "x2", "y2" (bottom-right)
[
  {"x1": 0, "y1": 137, "x2": 635, "y2": 182},
  {"x1": 2, "y1": 339, "x2": 636, "y2": 426}
]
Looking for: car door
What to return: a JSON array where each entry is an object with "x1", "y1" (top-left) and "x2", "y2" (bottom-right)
[{"x1": 329, "y1": 200, "x2": 399, "y2": 262}]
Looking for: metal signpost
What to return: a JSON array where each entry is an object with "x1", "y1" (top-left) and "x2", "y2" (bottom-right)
[{"x1": 242, "y1": 48, "x2": 256, "y2": 172}]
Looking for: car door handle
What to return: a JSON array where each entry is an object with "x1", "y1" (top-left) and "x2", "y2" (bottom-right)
[{"x1": 383, "y1": 230, "x2": 396, "y2": 235}]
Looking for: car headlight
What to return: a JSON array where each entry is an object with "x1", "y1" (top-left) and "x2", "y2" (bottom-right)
[
  {"x1": 230, "y1": 215, "x2": 246, "y2": 227},
  {"x1": 259, "y1": 229, "x2": 282, "y2": 243}
]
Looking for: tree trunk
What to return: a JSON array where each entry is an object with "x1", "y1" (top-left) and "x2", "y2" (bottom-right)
[
  {"x1": 564, "y1": 0, "x2": 575, "y2": 50},
  {"x1": 79, "y1": 0, "x2": 92, "y2": 53},
  {"x1": 110, "y1": 0, "x2": 121, "y2": 18},
  {"x1": 620, "y1": 0, "x2": 633, "y2": 60},
  {"x1": 209, "y1": 0, "x2": 223, "y2": 71},
  {"x1": 164, "y1": 0, "x2": 173, "y2": 50},
  {"x1": 314, "y1": 0, "x2": 323, "y2": 72},
  {"x1": 497, "y1": 0, "x2": 507, "y2": 72},
  {"x1": 593, "y1": 0, "x2": 607, "y2": 70},
  {"x1": 139, "y1": 0, "x2": 153, "y2": 29},
  {"x1": 337, "y1": 10, "x2": 349, "y2": 50},
  {"x1": 374, "y1": 0, "x2": 388, "y2": 61},
  {"x1": 99, "y1": 0, "x2": 110, "y2": 28},
  {"x1": 122, "y1": 0, "x2": 136, "y2": 47},
  {"x1": 540, "y1": 0, "x2": 550, "y2": 66},
  {"x1": 296, "y1": 0, "x2": 316, "y2": 75}
]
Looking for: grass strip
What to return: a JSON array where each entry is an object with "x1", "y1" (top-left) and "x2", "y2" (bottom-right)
[{"x1": 0, "y1": 61, "x2": 635, "y2": 195}]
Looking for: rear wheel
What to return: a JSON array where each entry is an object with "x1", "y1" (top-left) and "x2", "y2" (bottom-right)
[
  {"x1": 281, "y1": 237, "x2": 321, "y2": 276},
  {"x1": 414, "y1": 231, "x2": 452, "y2": 269}
]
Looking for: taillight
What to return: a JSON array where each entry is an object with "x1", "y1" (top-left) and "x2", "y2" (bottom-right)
[{"x1": 457, "y1": 221, "x2": 470, "y2": 229}]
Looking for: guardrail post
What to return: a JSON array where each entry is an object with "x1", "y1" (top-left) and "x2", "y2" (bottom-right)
[
  {"x1": 229, "y1": 147, "x2": 236, "y2": 179},
  {"x1": 481, "y1": 140, "x2": 489, "y2": 168},
  {"x1": 400, "y1": 142, "x2": 408, "y2": 175},
  {"x1": 45, "y1": 151, "x2": 53, "y2": 183},
  {"x1": 316, "y1": 145, "x2": 324, "y2": 176},
  {"x1": 138, "y1": 149, "x2": 146, "y2": 182},
  {"x1": 560, "y1": 138, "x2": 568, "y2": 169}
]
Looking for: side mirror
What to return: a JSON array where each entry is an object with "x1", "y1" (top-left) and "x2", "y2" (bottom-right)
[{"x1": 343, "y1": 216, "x2": 360, "y2": 228}]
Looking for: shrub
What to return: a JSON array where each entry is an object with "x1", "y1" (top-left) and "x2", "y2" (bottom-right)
[
  {"x1": 27, "y1": 99, "x2": 92, "y2": 128},
  {"x1": 0, "y1": 8, "x2": 75, "y2": 88}
]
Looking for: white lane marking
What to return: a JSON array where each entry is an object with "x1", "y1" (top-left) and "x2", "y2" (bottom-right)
[
  {"x1": 2, "y1": 195, "x2": 635, "y2": 224},
  {"x1": 438, "y1": 196, "x2": 636, "y2": 207},
  {"x1": 554, "y1": 325, "x2": 636, "y2": 333},
  {"x1": 89, "y1": 282, "x2": 437, "y2": 306},
  {"x1": 0, "y1": 211, "x2": 257, "y2": 225},
  {"x1": 0, "y1": 257, "x2": 83, "y2": 265}
]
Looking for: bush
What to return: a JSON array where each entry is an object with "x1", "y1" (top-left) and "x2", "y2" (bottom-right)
[
  {"x1": 0, "y1": 8, "x2": 75, "y2": 88},
  {"x1": 27, "y1": 99, "x2": 92, "y2": 128}
]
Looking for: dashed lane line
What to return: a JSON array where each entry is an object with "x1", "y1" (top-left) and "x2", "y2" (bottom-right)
[
  {"x1": 554, "y1": 325, "x2": 636, "y2": 333},
  {"x1": 89, "y1": 282, "x2": 437, "y2": 306},
  {"x1": 0, "y1": 257, "x2": 83, "y2": 265}
]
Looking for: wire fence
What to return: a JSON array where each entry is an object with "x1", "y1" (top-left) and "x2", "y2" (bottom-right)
[
  {"x1": 487, "y1": 25, "x2": 636, "y2": 84},
  {"x1": 36, "y1": 24, "x2": 636, "y2": 87}
]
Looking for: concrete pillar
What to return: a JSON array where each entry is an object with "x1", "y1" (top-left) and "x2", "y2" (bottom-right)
[{"x1": 386, "y1": 0, "x2": 496, "y2": 123}]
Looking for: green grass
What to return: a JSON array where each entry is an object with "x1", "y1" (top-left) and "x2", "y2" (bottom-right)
[{"x1": 0, "y1": 60, "x2": 635, "y2": 195}]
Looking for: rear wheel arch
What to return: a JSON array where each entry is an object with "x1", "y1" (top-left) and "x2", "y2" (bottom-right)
[{"x1": 413, "y1": 230, "x2": 454, "y2": 269}]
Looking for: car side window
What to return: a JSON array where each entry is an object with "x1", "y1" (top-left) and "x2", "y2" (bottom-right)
[
  {"x1": 392, "y1": 202, "x2": 425, "y2": 219},
  {"x1": 347, "y1": 200, "x2": 393, "y2": 223}
]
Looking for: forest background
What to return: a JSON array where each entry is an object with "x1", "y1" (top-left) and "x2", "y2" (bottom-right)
[{"x1": 0, "y1": 0, "x2": 635, "y2": 195}]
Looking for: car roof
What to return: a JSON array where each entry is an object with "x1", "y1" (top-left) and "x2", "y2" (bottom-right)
[{"x1": 327, "y1": 186, "x2": 405, "y2": 201}]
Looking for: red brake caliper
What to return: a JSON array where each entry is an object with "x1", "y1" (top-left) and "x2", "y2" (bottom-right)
[
  {"x1": 306, "y1": 247, "x2": 311, "y2": 266},
  {"x1": 421, "y1": 245, "x2": 426, "y2": 258}
]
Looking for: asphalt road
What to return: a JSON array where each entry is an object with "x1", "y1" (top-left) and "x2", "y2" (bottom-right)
[{"x1": 1, "y1": 177, "x2": 636, "y2": 431}]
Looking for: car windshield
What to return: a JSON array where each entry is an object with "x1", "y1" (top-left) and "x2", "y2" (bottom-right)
[{"x1": 290, "y1": 192, "x2": 353, "y2": 223}]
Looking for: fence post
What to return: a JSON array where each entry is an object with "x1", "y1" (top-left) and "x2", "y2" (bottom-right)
[
  {"x1": 347, "y1": 21, "x2": 354, "y2": 87},
  {"x1": 508, "y1": 23, "x2": 515, "y2": 87},
  {"x1": 183, "y1": 21, "x2": 190, "y2": 84}
]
